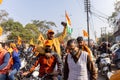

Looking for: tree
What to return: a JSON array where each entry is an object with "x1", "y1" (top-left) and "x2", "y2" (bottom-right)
[
  {"x1": 1, "y1": 19, "x2": 23, "y2": 33},
  {"x1": 1, "y1": 20, "x2": 24, "y2": 40},
  {"x1": 0, "y1": 10, "x2": 58, "y2": 43},
  {"x1": 32, "y1": 20, "x2": 57, "y2": 34},
  {"x1": 0, "y1": 10, "x2": 9, "y2": 23},
  {"x1": 25, "y1": 23, "x2": 40, "y2": 41}
]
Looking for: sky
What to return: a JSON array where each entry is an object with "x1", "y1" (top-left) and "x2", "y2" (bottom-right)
[{"x1": 0, "y1": 0, "x2": 116, "y2": 41}]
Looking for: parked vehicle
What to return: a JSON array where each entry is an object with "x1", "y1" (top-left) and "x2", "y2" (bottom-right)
[
  {"x1": 112, "y1": 48, "x2": 120, "y2": 69},
  {"x1": 98, "y1": 53, "x2": 111, "y2": 79}
]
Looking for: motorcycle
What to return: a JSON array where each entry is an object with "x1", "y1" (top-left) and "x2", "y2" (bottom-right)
[
  {"x1": 15, "y1": 52, "x2": 37, "y2": 80},
  {"x1": 98, "y1": 53, "x2": 111, "y2": 79},
  {"x1": 31, "y1": 66, "x2": 58, "y2": 80}
]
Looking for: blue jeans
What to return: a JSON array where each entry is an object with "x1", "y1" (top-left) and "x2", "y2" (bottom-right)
[
  {"x1": 0, "y1": 74, "x2": 7, "y2": 80},
  {"x1": 8, "y1": 69, "x2": 17, "y2": 80}
]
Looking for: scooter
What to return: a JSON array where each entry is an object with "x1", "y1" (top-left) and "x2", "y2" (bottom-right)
[{"x1": 99, "y1": 53, "x2": 111, "y2": 79}]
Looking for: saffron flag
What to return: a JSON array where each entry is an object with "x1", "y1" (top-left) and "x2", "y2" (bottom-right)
[
  {"x1": 17, "y1": 36, "x2": 22, "y2": 45},
  {"x1": 30, "y1": 38, "x2": 34, "y2": 45},
  {"x1": 0, "y1": 26, "x2": 3, "y2": 36},
  {"x1": 65, "y1": 11, "x2": 73, "y2": 34},
  {"x1": 82, "y1": 29, "x2": 88, "y2": 37},
  {"x1": 38, "y1": 33, "x2": 45, "y2": 42},
  {"x1": 0, "y1": 0, "x2": 2, "y2": 4}
]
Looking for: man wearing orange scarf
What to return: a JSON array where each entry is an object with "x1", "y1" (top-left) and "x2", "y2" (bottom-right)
[
  {"x1": 0, "y1": 43, "x2": 13, "y2": 80},
  {"x1": 76, "y1": 36, "x2": 93, "y2": 60},
  {"x1": 22, "y1": 40, "x2": 62, "y2": 79}
]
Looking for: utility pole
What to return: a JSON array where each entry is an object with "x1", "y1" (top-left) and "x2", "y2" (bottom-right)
[{"x1": 84, "y1": 0, "x2": 91, "y2": 47}]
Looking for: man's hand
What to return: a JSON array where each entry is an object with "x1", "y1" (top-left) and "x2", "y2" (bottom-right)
[
  {"x1": 61, "y1": 22, "x2": 67, "y2": 27},
  {"x1": 22, "y1": 71, "x2": 30, "y2": 76}
]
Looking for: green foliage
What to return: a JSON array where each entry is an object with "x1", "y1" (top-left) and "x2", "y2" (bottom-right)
[
  {"x1": 0, "y1": 10, "x2": 57, "y2": 43},
  {"x1": 25, "y1": 23, "x2": 40, "y2": 41},
  {"x1": 1, "y1": 19, "x2": 23, "y2": 33},
  {"x1": 1, "y1": 19, "x2": 57, "y2": 43},
  {"x1": 32, "y1": 20, "x2": 57, "y2": 34}
]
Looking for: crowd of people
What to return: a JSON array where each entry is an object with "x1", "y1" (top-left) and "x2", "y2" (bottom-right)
[{"x1": 0, "y1": 22, "x2": 119, "y2": 80}]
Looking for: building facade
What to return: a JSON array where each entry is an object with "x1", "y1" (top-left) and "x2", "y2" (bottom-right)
[{"x1": 113, "y1": 0, "x2": 120, "y2": 42}]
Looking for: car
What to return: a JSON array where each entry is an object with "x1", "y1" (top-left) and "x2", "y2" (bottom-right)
[{"x1": 112, "y1": 48, "x2": 120, "y2": 68}]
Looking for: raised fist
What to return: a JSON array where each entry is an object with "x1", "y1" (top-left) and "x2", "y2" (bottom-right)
[{"x1": 61, "y1": 22, "x2": 67, "y2": 27}]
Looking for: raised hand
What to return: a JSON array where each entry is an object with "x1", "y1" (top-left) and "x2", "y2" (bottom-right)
[{"x1": 61, "y1": 22, "x2": 67, "y2": 27}]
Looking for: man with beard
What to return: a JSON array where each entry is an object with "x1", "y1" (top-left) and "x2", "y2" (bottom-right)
[
  {"x1": 76, "y1": 36, "x2": 93, "y2": 60},
  {"x1": 64, "y1": 39, "x2": 97, "y2": 80},
  {"x1": 23, "y1": 40, "x2": 62, "y2": 80}
]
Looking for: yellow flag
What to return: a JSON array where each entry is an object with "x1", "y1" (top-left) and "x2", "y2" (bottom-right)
[
  {"x1": 38, "y1": 33, "x2": 45, "y2": 42},
  {"x1": 82, "y1": 29, "x2": 88, "y2": 37},
  {"x1": 30, "y1": 38, "x2": 34, "y2": 45},
  {"x1": 0, "y1": 26, "x2": 3, "y2": 36},
  {"x1": 17, "y1": 36, "x2": 22, "y2": 45},
  {"x1": 0, "y1": 0, "x2": 3, "y2": 4}
]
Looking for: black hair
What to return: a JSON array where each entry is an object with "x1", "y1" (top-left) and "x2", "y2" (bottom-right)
[
  {"x1": 108, "y1": 43, "x2": 111, "y2": 47},
  {"x1": 1, "y1": 43, "x2": 10, "y2": 48},
  {"x1": 67, "y1": 39, "x2": 77, "y2": 46},
  {"x1": 102, "y1": 42, "x2": 107, "y2": 47},
  {"x1": 76, "y1": 36, "x2": 83, "y2": 42}
]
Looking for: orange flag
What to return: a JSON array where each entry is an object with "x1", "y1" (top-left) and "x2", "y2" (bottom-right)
[
  {"x1": 65, "y1": 11, "x2": 71, "y2": 26},
  {"x1": 30, "y1": 38, "x2": 34, "y2": 45},
  {"x1": 82, "y1": 29, "x2": 88, "y2": 37},
  {"x1": 0, "y1": 26, "x2": 3, "y2": 36},
  {"x1": 17, "y1": 36, "x2": 22, "y2": 45},
  {"x1": 38, "y1": 33, "x2": 45, "y2": 42},
  {"x1": 0, "y1": 0, "x2": 3, "y2": 4}
]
